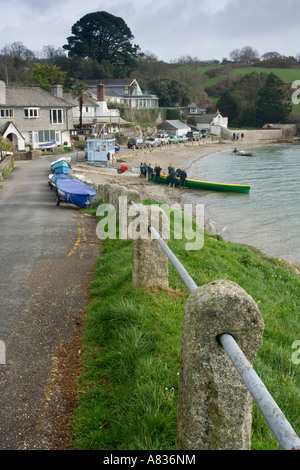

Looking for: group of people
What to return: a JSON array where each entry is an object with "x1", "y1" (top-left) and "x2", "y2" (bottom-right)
[
  {"x1": 139, "y1": 161, "x2": 187, "y2": 188},
  {"x1": 167, "y1": 164, "x2": 187, "y2": 188},
  {"x1": 232, "y1": 132, "x2": 244, "y2": 141},
  {"x1": 139, "y1": 162, "x2": 161, "y2": 182}
]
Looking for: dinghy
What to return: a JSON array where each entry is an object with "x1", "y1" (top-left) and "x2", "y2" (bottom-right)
[{"x1": 49, "y1": 174, "x2": 97, "y2": 208}]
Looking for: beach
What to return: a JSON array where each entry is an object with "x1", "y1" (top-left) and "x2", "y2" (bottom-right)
[
  {"x1": 71, "y1": 139, "x2": 259, "y2": 235},
  {"x1": 71, "y1": 140, "x2": 241, "y2": 214}
]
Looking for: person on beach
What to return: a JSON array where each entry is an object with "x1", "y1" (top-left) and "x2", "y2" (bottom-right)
[
  {"x1": 141, "y1": 162, "x2": 147, "y2": 178},
  {"x1": 180, "y1": 168, "x2": 187, "y2": 188},
  {"x1": 147, "y1": 163, "x2": 153, "y2": 182},
  {"x1": 168, "y1": 163, "x2": 176, "y2": 187},
  {"x1": 154, "y1": 163, "x2": 162, "y2": 182},
  {"x1": 176, "y1": 166, "x2": 182, "y2": 178},
  {"x1": 139, "y1": 162, "x2": 144, "y2": 177}
]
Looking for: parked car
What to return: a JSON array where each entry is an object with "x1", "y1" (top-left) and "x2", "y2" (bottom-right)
[
  {"x1": 169, "y1": 135, "x2": 179, "y2": 143},
  {"x1": 178, "y1": 134, "x2": 188, "y2": 143},
  {"x1": 186, "y1": 131, "x2": 201, "y2": 141},
  {"x1": 157, "y1": 134, "x2": 170, "y2": 145},
  {"x1": 200, "y1": 128, "x2": 210, "y2": 138},
  {"x1": 144, "y1": 137, "x2": 161, "y2": 147},
  {"x1": 127, "y1": 138, "x2": 144, "y2": 149}
]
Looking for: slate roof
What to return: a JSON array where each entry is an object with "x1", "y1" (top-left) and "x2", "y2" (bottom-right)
[
  {"x1": 197, "y1": 113, "x2": 217, "y2": 123},
  {"x1": 4, "y1": 86, "x2": 73, "y2": 107},
  {"x1": 82, "y1": 79, "x2": 136, "y2": 87}
]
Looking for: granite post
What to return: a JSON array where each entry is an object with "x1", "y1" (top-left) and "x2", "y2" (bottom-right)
[{"x1": 177, "y1": 279, "x2": 264, "y2": 450}]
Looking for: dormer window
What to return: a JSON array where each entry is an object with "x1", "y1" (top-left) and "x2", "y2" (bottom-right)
[{"x1": 24, "y1": 107, "x2": 40, "y2": 118}]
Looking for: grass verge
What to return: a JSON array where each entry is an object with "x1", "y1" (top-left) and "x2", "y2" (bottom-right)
[{"x1": 70, "y1": 200, "x2": 300, "y2": 450}]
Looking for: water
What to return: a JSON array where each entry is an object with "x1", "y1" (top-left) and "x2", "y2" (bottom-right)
[{"x1": 186, "y1": 144, "x2": 300, "y2": 265}]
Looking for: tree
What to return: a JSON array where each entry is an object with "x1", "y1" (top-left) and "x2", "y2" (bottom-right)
[
  {"x1": 0, "y1": 136, "x2": 13, "y2": 161},
  {"x1": 71, "y1": 83, "x2": 92, "y2": 131},
  {"x1": 216, "y1": 90, "x2": 239, "y2": 122},
  {"x1": 148, "y1": 77, "x2": 190, "y2": 107},
  {"x1": 63, "y1": 11, "x2": 140, "y2": 74},
  {"x1": 255, "y1": 73, "x2": 292, "y2": 126},
  {"x1": 30, "y1": 63, "x2": 67, "y2": 91},
  {"x1": 229, "y1": 46, "x2": 259, "y2": 64}
]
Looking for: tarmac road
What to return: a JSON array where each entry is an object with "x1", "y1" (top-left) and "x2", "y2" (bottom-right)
[{"x1": 0, "y1": 152, "x2": 101, "y2": 449}]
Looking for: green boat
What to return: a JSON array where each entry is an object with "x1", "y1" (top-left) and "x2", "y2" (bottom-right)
[{"x1": 151, "y1": 174, "x2": 251, "y2": 194}]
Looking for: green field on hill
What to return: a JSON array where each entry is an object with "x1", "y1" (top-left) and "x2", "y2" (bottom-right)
[{"x1": 202, "y1": 66, "x2": 300, "y2": 88}]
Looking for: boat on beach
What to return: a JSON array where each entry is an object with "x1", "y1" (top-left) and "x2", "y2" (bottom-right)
[
  {"x1": 48, "y1": 174, "x2": 97, "y2": 208},
  {"x1": 51, "y1": 157, "x2": 72, "y2": 174},
  {"x1": 151, "y1": 173, "x2": 251, "y2": 194}
]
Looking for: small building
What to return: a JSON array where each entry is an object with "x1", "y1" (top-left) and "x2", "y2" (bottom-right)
[
  {"x1": 157, "y1": 120, "x2": 191, "y2": 137},
  {"x1": 196, "y1": 111, "x2": 228, "y2": 135},
  {"x1": 86, "y1": 137, "x2": 116, "y2": 165}
]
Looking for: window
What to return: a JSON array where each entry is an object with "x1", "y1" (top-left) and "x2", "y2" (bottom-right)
[
  {"x1": 0, "y1": 109, "x2": 14, "y2": 118},
  {"x1": 50, "y1": 109, "x2": 63, "y2": 124},
  {"x1": 24, "y1": 107, "x2": 40, "y2": 118},
  {"x1": 29, "y1": 130, "x2": 60, "y2": 144}
]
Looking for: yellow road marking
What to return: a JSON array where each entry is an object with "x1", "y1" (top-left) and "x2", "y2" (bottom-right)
[{"x1": 67, "y1": 226, "x2": 82, "y2": 258}]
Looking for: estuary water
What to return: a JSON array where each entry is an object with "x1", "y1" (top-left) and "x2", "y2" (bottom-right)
[{"x1": 187, "y1": 144, "x2": 300, "y2": 265}]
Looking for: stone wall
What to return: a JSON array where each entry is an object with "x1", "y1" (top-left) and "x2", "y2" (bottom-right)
[
  {"x1": 0, "y1": 155, "x2": 14, "y2": 181},
  {"x1": 221, "y1": 124, "x2": 298, "y2": 143}
]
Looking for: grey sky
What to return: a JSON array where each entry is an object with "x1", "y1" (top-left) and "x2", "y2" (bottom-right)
[{"x1": 1, "y1": 0, "x2": 300, "y2": 61}]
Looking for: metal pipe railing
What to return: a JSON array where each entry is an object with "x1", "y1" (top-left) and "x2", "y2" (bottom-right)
[
  {"x1": 129, "y1": 200, "x2": 198, "y2": 293},
  {"x1": 129, "y1": 199, "x2": 300, "y2": 450},
  {"x1": 219, "y1": 333, "x2": 300, "y2": 450}
]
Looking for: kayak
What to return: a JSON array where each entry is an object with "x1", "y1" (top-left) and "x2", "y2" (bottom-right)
[{"x1": 151, "y1": 174, "x2": 251, "y2": 194}]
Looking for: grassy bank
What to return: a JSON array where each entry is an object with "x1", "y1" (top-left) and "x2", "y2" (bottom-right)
[{"x1": 70, "y1": 200, "x2": 300, "y2": 450}]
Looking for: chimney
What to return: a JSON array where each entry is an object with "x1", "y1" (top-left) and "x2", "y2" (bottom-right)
[
  {"x1": 97, "y1": 83, "x2": 105, "y2": 102},
  {"x1": 0, "y1": 80, "x2": 6, "y2": 105},
  {"x1": 51, "y1": 84, "x2": 63, "y2": 99}
]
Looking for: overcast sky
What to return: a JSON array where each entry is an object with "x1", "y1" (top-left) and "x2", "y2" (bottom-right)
[{"x1": 1, "y1": 0, "x2": 300, "y2": 62}]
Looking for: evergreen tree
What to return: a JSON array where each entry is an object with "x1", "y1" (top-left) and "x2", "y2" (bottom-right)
[
  {"x1": 63, "y1": 11, "x2": 140, "y2": 76},
  {"x1": 216, "y1": 90, "x2": 239, "y2": 122},
  {"x1": 30, "y1": 63, "x2": 67, "y2": 91},
  {"x1": 255, "y1": 73, "x2": 292, "y2": 126}
]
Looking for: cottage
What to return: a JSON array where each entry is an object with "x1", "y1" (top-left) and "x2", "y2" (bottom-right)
[
  {"x1": 0, "y1": 81, "x2": 73, "y2": 151},
  {"x1": 157, "y1": 120, "x2": 191, "y2": 137},
  {"x1": 196, "y1": 111, "x2": 228, "y2": 134}
]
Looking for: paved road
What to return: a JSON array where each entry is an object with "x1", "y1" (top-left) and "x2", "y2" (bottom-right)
[{"x1": 0, "y1": 153, "x2": 100, "y2": 449}]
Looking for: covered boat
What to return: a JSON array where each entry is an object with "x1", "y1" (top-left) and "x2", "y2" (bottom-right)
[
  {"x1": 49, "y1": 174, "x2": 97, "y2": 208},
  {"x1": 151, "y1": 174, "x2": 251, "y2": 194}
]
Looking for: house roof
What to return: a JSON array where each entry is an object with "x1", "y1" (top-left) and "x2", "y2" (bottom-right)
[
  {"x1": 197, "y1": 113, "x2": 217, "y2": 123},
  {"x1": 82, "y1": 79, "x2": 136, "y2": 87},
  {"x1": 4, "y1": 86, "x2": 73, "y2": 107},
  {"x1": 63, "y1": 92, "x2": 96, "y2": 107},
  {"x1": 159, "y1": 120, "x2": 190, "y2": 130}
]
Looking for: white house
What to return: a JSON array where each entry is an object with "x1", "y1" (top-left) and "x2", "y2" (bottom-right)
[
  {"x1": 64, "y1": 83, "x2": 129, "y2": 136},
  {"x1": 196, "y1": 111, "x2": 228, "y2": 135},
  {"x1": 82, "y1": 79, "x2": 159, "y2": 109}
]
